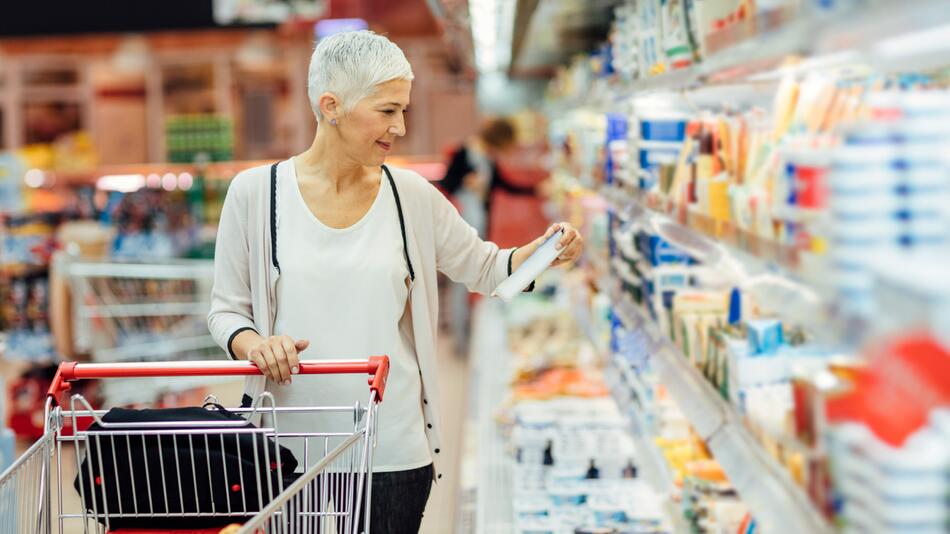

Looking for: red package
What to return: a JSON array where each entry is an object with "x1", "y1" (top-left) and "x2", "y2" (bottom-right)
[{"x1": 825, "y1": 334, "x2": 950, "y2": 447}]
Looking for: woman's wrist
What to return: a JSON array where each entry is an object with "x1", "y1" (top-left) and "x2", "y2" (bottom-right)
[
  {"x1": 511, "y1": 238, "x2": 542, "y2": 272},
  {"x1": 231, "y1": 329, "x2": 265, "y2": 361}
]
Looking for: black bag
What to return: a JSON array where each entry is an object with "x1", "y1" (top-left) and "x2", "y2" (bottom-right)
[{"x1": 74, "y1": 404, "x2": 298, "y2": 530}]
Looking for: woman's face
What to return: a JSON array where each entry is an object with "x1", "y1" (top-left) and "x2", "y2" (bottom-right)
[{"x1": 335, "y1": 79, "x2": 411, "y2": 167}]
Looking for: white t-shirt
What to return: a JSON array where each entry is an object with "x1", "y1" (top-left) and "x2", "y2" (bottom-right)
[{"x1": 269, "y1": 165, "x2": 432, "y2": 472}]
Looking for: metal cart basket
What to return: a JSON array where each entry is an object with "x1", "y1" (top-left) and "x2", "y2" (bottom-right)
[{"x1": 0, "y1": 356, "x2": 390, "y2": 534}]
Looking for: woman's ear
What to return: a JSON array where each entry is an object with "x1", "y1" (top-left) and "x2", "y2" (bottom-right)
[{"x1": 319, "y1": 92, "x2": 340, "y2": 122}]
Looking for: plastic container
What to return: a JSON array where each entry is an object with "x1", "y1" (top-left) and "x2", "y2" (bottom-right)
[
  {"x1": 829, "y1": 168, "x2": 899, "y2": 194},
  {"x1": 493, "y1": 230, "x2": 565, "y2": 301},
  {"x1": 832, "y1": 144, "x2": 899, "y2": 169}
]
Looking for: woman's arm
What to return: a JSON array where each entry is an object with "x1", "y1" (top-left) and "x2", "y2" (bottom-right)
[
  {"x1": 430, "y1": 183, "x2": 583, "y2": 294},
  {"x1": 207, "y1": 180, "x2": 258, "y2": 359}
]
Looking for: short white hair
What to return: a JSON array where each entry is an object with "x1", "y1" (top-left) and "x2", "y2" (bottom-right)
[{"x1": 307, "y1": 30, "x2": 414, "y2": 122}]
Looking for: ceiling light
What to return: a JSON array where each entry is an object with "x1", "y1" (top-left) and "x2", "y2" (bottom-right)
[
  {"x1": 470, "y1": 0, "x2": 516, "y2": 72},
  {"x1": 97, "y1": 174, "x2": 145, "y2": 193}
]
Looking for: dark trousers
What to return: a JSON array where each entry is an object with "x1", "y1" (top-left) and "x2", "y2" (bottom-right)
[
  {"x1": 367, "y1": 464, "x2": 433, "y2": 533},
  {"x1": 292, "y1": 463, "x2": 433, "y2": 534}
]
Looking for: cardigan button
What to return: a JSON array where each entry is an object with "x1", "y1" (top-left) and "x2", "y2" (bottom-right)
[
  {"x1": 438, "y1": 474, "x2": 442, "y2": 479},
  {"x1": 427, "y1": 423, "x2": 432, "y2": 429},
  {"x1": 423, "y1": 399, "x2": 428, "y2": 404},
  {"x1": 434, "y1": 448, "x2": 440, "y2": 454}
]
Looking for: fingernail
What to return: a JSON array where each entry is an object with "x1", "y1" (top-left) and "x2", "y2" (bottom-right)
[
  {"x1": 556, "y1": 243, "x2": 564, "y2": 250},
  {"x1": 291, "y1": 366, "x2": 299, "y2": 374}
]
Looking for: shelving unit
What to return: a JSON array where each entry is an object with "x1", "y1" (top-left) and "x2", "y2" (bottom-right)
[
  {"x1": 603, "y1": 352, "x2": 688, "y2": 534},
  {"x1": 608, "y1": 285, "x2": 833, "y2": 534},
  {"x1": 618, "y1": 0, "x2": 950, "y2": 95},
  {"x1": 600, "y1": 183, "x2": 875, "y2": 348}
]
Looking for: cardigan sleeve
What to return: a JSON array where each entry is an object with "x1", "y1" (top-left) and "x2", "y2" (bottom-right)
[
  {"x1": 428, "y1": 180, "x2": 513, "y2": 295},
  {"x1": 207, "y1": 177, "x2": 258, "y2": 359}
]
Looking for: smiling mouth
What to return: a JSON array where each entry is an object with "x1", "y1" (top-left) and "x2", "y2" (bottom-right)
[{"x1": 376, "y1": 141, "x2": 392, "y2": 151}]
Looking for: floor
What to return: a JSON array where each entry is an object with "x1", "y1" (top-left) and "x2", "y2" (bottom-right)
[{"x1": 9, "y1": 333, "x2": 469, "y2": 534}]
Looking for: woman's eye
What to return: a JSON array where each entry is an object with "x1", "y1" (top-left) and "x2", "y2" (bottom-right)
[{"x1": 382, "y1": 109, "x2": 396, "y2": 115}]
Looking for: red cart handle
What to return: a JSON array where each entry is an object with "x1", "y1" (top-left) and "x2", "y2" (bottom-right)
[{"x1": 47, "y1": 356, "x2": 390, "y2": 404}]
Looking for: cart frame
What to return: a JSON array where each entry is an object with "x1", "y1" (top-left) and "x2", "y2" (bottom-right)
[{"x1": 0, "y1": 357, "x2": 389, "y2": 534}]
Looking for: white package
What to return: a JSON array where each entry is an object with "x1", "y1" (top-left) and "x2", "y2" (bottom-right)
[{"x1": 493, "y1": 230, "x2": 565, "y2": 301}]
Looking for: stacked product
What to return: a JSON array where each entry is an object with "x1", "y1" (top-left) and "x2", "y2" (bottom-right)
[
  {"x1": 827, "y1": 90, "x2": 950, "y2": 316},
  {"x1": 499, "y1": 297, "x2": 678, "y2": 533},
  {"x1": 165, "y1": 114, "x2": 235, "y2": 163},
  {"x1": 1, "y1": 212, "x2": 74, "y2": 361},
  {"x1": 604, "y1": 0, "x2": 854, "y2": 83},
  {"x1": 611, "y1": 320, "x2": 760, "y2": 533},
  {"x1": 823, "y1": 335, "x2": 950, "y2": 534}
]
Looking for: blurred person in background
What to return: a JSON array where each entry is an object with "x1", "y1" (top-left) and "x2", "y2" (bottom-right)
[
  {"x1": 208, "y1": 30, "x2": 583, "y2": 534},
  {"x1": 440, "y1": 117, "x2": 539, "y2": 351}
]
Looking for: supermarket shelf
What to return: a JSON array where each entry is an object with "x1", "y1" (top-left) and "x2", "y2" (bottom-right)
[
  {"x1": 100, "y1": 373, "x2": 239, "y2": 407},
  {"x1": 600, "y1": 185, "x2": 868, "y2": 347},
  {"x1": 63, "y1": 258, "x2": 215, "y2": 280},
  {"x1": 609, "y1": 289, "x2": 833, "y2": 534},
  {"x1": 623, "y1": 0, "x2": 950, "y2": 95},
  {"x1": 78, "y1": 301, "x2": 209, "y2": 318},
  {"x1": 574, "y1": 272, "x2": 686, "y2": 534},
  {"x1": 91, "y1": 334, "x2": 217, "y2": 362},
  {"x1": 604, "y1": 357, "x2": 688, "y2": 534}
]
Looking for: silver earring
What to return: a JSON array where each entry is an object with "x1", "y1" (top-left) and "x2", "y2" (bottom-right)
[{"x1": 330, "y1": 118, "x2": 337, "y2": 126}]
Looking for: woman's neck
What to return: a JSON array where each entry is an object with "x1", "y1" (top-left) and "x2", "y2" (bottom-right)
[{"x1": 296, "y1": 129, "x2": 370, "y2": 192}]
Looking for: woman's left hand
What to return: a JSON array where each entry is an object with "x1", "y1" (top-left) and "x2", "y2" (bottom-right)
[{"x1": 542, "y1": 222, "x2": 584, "y2": 267}]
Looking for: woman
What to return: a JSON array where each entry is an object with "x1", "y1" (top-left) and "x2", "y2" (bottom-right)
[{"x1": 207, "y1": 30, "x2": 582, "y2": 533}]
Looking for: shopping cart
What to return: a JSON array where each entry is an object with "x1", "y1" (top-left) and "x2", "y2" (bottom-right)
[{"x1": 0, "y1": 356, "x2": 389, "y2": 534}]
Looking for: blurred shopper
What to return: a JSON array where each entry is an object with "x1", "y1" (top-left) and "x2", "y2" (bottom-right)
[
  {"x1": 208, "y1": 31, "x2": 583, "y2": 534},
  {"x1": 440, "y1": 118, "x2": 538, "y2": 352},
  {"x1": 440, "y1": 117, "x2": 536, "y2": 238}
]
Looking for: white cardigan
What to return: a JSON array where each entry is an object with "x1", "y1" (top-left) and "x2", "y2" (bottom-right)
[{"x1": 207, "y1": 159, "x2": 519, "y2": 482}]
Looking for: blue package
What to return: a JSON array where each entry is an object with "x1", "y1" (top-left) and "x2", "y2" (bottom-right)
[
  {"x1": 747, "y1": 319, "x2": 784, "y2": 356},
  {"x1": 640, "y1": 117, "x2": 688, "y2": 142}
]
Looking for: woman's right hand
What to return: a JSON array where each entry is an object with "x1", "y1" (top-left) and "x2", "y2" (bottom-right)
[{"x1": 246, "y1": 335, "x2": 310, "y2": 385}]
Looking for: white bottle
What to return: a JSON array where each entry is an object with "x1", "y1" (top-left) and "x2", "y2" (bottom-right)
[{"x1": 492, "y1": 230, "x2": 565, "y2": 301}]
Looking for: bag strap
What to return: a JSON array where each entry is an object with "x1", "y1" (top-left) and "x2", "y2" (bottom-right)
[
  {"x1": 382, "y1": 165, "x2": 416, "y2": 282},
  {"x1": 270, "y1": 162, "x2": 280, "y2": 274}
]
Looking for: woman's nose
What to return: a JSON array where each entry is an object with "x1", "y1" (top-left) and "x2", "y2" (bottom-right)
[{"x1": 390, "y1": 117, "x2": 406, "y2": 136}]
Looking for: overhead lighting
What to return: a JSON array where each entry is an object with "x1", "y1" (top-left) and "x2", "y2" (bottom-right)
[
  {"x1": 146, "y1": 173, "x2": 162, "y2": 189},
  {"x1": 97, "y1": 174, "x2": 145, "y2": 193},
  {"x1": 162, "y1": 173, "x2": 177, "y2": 192},
  {"x1": 470, "y1": 0, "x2": 516, "y2": 72},
  {"x1": 23, "y1": 169, "x2": 46, "y2": 188},
  {"x1": 177, "y1": 172, "x2": 194, "y2": 190}
]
